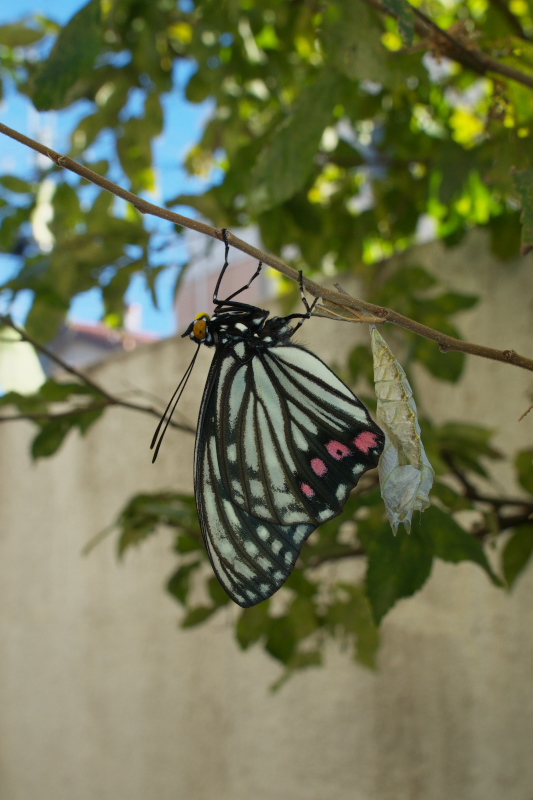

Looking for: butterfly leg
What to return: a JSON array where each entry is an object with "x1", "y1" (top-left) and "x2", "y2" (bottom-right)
[
  {"x1": 298, "y1": 269, "x2": 319, "y2": 316},
  {"x1": 213, "y1": 229, "x2": 263, "y2": 308},
  {"x1": 212, "y1": 229, "x2": 232, "y2": 305},
  {"x1": 285, "y1": 271, "x2": 319, "y2": 332}
]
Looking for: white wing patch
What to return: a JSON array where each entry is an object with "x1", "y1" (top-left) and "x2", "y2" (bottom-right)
[
  {"x1": 274, "y1": 346, "x2": 355, "y2": 400},
  {"x1": 228, "y1": 367, "x2": 246, "y2": 430}
]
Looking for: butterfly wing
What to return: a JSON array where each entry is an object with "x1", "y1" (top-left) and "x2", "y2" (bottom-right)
[{"x1": 194, "y1": 341, "x2": 384, "y2": 608}]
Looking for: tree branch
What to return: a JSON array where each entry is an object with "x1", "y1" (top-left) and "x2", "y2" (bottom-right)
[
  {"x1": 473, "y1": 512, "x2": 533, "y2": 538},
  {"x1": 0, "y1": 315, "x2": 195, "y2": 434},
  {"x1": 363, "y1": 0, "x2": 533, "y2": 92},
  {"x1": 442, "y1": 451, "x2": 533, "y2": 509},
  {"x1": 307, "y1": 546, "x2": 366, "y2": 567},
  {"x1": 1, "y1": 123, "x2": 533, "y2": 374},
  {"x1": 306, "y1": 511, "x2": 532, "y2": 567}
]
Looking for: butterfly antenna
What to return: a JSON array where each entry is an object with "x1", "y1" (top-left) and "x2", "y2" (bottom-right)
[{"x1": 150, "y1": 345, "x2": 201, "y2": 463}]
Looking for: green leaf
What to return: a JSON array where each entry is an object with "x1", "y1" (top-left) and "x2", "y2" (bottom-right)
[
  {"x1": 117, "y1": 519, "x2": 157, "y2": 556},
  {"x1": 168, "y1": 189, "x2": 229, "y2": 227},
  {"x1": 515, "y1": 448, "x2": 533, "y2": 495},
  {"x1": 360, "y1": 522, "x2": 434, "y2": 623},
  {"x1": 265, "y1": 616, "x2": 297, "y2": 663},
  {"x1": 167, "y1": 561, "x2": 201, "y2": 606},
  {"x1": 75, "y1": 406, "x2": 104, "y2": 434},
  {"x1": 37, "y1": 380, "x2": 95, "y2": 401},
  {"x1": 326, "y1": 584, "x2": 380, "y2": 669},
  {"x1": 437, "y1": 423, "x2": 498, "y2": 457},
  {"x1": 0, "y1": 175, "x2": 34, "y2": 193},
  {"x1": 283, "y1": 569, "x2": 318, "y2": 597},
  {"x1": 236, "y1": 602, "x2": 271, "y2": 650},
  {"x1": 207, "y1": 576, "x2": 231, "y2": 606},
  {"x1": 270, "y1": 650, "x2": 323, "y2": 691},
  {"x1": 111, "y1": 492, "x2": 198, "y2": 557},
  {"x1": 382, "y1": 0, "x2": 415, "y2": 45},
  {"x1": 502, "y1": 525, "x2": 533, "y2": 589},
  {"x1": 489, "y1": 212, "x2": 522, "y2": 260},
  {"x1": 413, "y1": 334, "x2": 465, "y2": 383},
  {"x1": 424, "y1": 421, "x2": 500, "y2": 479},
  {"x1": 430, "y1": 292, "x2": 478, "y2": 314},
  {"x1": 287, "y1": 595, "x2": 319, "y2": 639},
  {"x1": 423, "y1": 505, "x2": 502, "y2": 586},
  {"x1": 351, "y1": 596, "x2": 380, "y2": 669},
  {"x1": 431, "y1": 481, "x2": 472, "y2": 512},
  {"x1": 398, "y1": 265, "x2": 438, "y2": 291},
  {"x1": 0, "y1": 205, "x2": 34, "y2": 253},
  {"x1": 347, "y1": 344, "x2": 375, "y2": 386},
  {"x1": 31, "y1": 419, "x2": 70, "y2": 459},
  {"x1": 181, "y1": 606, "x2": 217, "y2": 628},
  {"x1": 285, "y1": 650, "x2": 322, "y2": 673},
  {"x1": 49, "y1": 182, "x2": 82, "y2": 236},
  {"x1": 248, "y1": 69, "x2": 344, "y2": 214},
  {"x1": 117, "y1": 117, "x2": 155, "y2": 192},
  {"x1": 145, "y1": 92, "x2": 164, "y2": 138},
  {"x1": 0, "y1": 23, "x2": 45, "y2": 46},
  {"x1": 185, "y1": 69, "x2": 212, "y2": 104},
  {"x1": 175, "y1": 533, "x2": 203, "y2": 553},
  {"x1": 512, "y1": 168, "x2": 533, "y2": 255},
  {"x1": 322, "y1": 2, "x2": 392, "y2": 84},
  {"x1": 23, "y1": 297, "x2": 68, "y2": 342},
  {"x1": 32, "y1": 0, "x2": 102, "y2": 111}
]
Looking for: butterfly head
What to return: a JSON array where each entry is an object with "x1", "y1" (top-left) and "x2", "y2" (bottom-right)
[{"x1": 182, "y1": 312, "x2": 215, "y2": 346}]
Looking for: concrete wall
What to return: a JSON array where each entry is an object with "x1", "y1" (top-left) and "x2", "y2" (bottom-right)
[{"x1": 0, "y1": 231, "x2": 532, "y2": 800}]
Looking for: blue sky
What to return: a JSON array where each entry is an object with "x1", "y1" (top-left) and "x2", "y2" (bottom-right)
[{"x1": 0, "y1": 0, "x2": 212, "y2": 336}]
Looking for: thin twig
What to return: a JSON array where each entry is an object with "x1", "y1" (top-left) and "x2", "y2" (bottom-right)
[
  {"x1": 473, "y1": 512, "x2": 533, "y2": 538},
  {"x1": 519, "y1": 402, "x2": 533, "y2": 422},
  {"x1": 0, "y1": 403, "x2": 111, "y2": 423},
  {"x1": 1, "y1": 123, "x2": 533, "y2": 374},
  {"x1": 307, "y1": 546, "x2": 366, "y2": 566},
  {"x1": 442, "y1": 451, "x2": 533, "y2": 509},
  {"x1": 1, "y1": 315, "x2": 114, "y2": 399},
  {"x1": 0, "y1": 315, "x2": 195, "y2": 434},
  {"x1": 306, "y1": 510, "x2": 532, "y2": 566}
]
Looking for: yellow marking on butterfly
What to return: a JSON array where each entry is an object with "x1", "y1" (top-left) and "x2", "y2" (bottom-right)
[{"x1": 193, "y1": 312, "x2": 210, "y2": 340}]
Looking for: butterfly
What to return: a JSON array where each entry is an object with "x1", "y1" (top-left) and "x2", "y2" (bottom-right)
[{"x1": 152, "y1": 231, "x2": 385, "y2": 608}]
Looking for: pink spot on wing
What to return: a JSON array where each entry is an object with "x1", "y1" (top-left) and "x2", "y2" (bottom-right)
[
  {"x1": 354, "y1": 431, "x2": 379, "y2": 453},
  {"x1": 301, "y1": 483, "x2": 315, "y2": 498},
  {"x1": 325, "y1": 440, "x2": 352, "y2": 460},
  {"x1": 311, "y1": 458, "x2": 328, "y2": 476}
]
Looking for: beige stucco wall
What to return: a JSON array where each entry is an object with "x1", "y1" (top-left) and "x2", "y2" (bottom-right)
[{"x1": 0, "y1": 230, "x2": 532, "y2": 800}]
